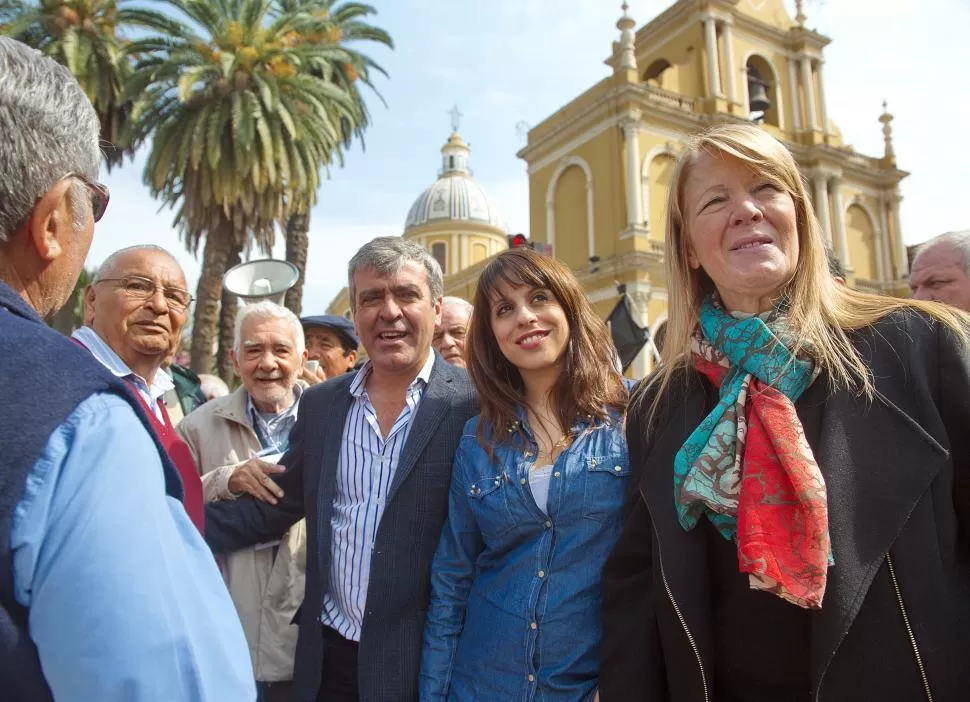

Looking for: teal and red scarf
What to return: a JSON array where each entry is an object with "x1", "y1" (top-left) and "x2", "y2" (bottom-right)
[{"x1": 674, "y1": 295, "x2": 832, "y2": 609}]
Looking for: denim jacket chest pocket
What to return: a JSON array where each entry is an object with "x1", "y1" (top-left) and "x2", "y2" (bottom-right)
[
  {"x1": 582, "y1": 438, "x2": 631, "y2": 521},
  {"x1": 466, "y1": 472, "x2": 515, "y2": 539}
]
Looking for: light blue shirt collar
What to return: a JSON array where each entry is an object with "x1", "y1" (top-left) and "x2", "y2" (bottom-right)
[
  {"x1": 245, "y1": 384, "x2": 303, "y2": 453},
  {"x1": 72, "y1": 326, "x2": 174, "y2": 410}
]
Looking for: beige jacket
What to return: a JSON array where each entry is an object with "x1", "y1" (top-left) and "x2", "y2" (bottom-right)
[{"x1": 176, "y1": 387, "x2": 306, "y2": 683}]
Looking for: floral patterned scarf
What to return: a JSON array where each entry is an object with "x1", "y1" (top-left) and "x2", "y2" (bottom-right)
[{"x1": 673, "y1": 295, "x2": 832, "y2": 609}]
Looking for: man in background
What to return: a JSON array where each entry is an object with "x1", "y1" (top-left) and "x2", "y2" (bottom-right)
[
  {"x1": 301, "y1": 314, "x2": 359, "y2": 381},
  {"x1": 0, "y1": 36, "x2": 253, "y2": 701},
  {"x1": 910, "y1": 230, "x2": 970, "y2": 312},
  {"x1": 432, "y1": 296, "x2": 472, "y2": 368},
  {"x1": 178, "y1": 301, "x2": 310, "y2": 702}
]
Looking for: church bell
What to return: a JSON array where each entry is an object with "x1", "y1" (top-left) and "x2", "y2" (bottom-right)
[{"x1": 746, "y1": 68, "x2": 772, "y2": 115}]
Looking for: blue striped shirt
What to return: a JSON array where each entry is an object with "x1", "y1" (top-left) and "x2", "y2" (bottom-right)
[{"x1": 321, "y1": 352, "x2": 435, "y2": 642}]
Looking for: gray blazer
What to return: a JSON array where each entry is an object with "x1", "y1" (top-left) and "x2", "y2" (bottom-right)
[{"x1": 206, "y1": 354, "x2": 479, "y2": 702}]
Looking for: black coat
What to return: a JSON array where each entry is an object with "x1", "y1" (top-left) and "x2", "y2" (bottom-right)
[
  {"x1": 206, "y1": 355, "x2": 479, "y2": 702},
  {"x1": 601, "y1": 310, "x2": 970, "y2": 702}
]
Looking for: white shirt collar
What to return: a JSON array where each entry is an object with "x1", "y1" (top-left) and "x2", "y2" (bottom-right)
[{"x1": 349, "y1": 349, "x2": 436, "y2": 399}]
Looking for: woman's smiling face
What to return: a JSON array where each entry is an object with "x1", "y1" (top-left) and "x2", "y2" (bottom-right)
[
  {"x1": 683, "y1": 149, "x2": 799, "y2": 313},
  {"x1": 489, "y1": 280, "x2": 570, "y2": 375}
]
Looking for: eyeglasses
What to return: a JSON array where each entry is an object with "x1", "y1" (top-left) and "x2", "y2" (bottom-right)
[
  {"x1": 95, "y1": 275, "x2": 194, "y2": 311},
  {"x1": 65, "y1": 172, "x2": 110, "y2": 222}
]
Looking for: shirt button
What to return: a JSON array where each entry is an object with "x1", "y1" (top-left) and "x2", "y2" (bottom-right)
[
  {"x1": 553, "y1": 471, "x2": 561, "y2": 478},
  {"x1": 614, "y1": 465, "x2": 623, "y2": 472},
  {"x1": 530, "y1": 621, "x2": 537, "y2": 630},
  {"x1": 528, "y1": 674, "x2": 536, "y2": 682},
  {"x1": 538, "y1": 570, "x2": 545, "y2": 578},
  {"x1": 520, "y1": 477, "x2": 527, "y2": 485},
  {"x1": 544, "y1": 520, "x2": 552, "y2": 528}
]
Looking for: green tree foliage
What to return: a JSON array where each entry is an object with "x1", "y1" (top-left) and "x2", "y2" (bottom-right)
[
  {"x1": 126, "y1": 0, "x2": 373, "y2": 379},
  {"x1": 1, "y1": 0, "x2": 167, "y2": 169}
]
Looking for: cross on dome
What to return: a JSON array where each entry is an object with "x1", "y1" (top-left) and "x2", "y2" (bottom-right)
[{"x1": 448, "y1": 104, "x2": 463, "y2": 133}]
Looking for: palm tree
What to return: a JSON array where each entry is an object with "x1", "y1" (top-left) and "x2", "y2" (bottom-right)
[
  {"x1": 276, "y1": 0, "x2": 392, "y2": 315},
  {"x1": 126, "y1": 0, "x2": 361, "y2": 380},
  {"x1": 1, "y1": 0, "x2": 165, "y2": 169}
]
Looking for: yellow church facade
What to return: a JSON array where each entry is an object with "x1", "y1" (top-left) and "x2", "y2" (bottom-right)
[{"x1": 329, "y1": 0, "x2": 909, "y2": 379}]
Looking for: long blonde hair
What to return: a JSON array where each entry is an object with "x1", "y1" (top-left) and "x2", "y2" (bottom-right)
[{"x1": 639, "y1": 123, "x2": 970, "y2": 413}]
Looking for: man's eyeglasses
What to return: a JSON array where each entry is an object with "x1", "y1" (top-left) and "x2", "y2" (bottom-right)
[
  {"x1": 95, "y1": 275, "x2": 194, "y2": 311},
  {"x1": 65, "y1": 172, "x2": 110, "y2": 222}
]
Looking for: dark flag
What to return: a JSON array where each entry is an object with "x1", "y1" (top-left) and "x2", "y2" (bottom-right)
[{"x1": 606, "y1": 294, "x2": 649, "y2": 372}]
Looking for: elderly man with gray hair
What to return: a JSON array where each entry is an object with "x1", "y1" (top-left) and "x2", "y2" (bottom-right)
[
  {"x1": 0, "y1": 37, "x2": 253, "y2": 701},
  {"x1": 910, "y1": 230, "x2": 970, "y2": 312},
  {"x1": 178, "y1": 300, "x2": 310, "y2": 701},
  {"x1": 207, "y1": 236, "x2": 480, "y2": 702},
  {"x1": 433, "y1": 296, "x2": 473, "y2": 368}
]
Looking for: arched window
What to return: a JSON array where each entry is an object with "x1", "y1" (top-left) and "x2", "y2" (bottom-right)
[
  {"x1": 745, "y1": 55, "x2": 780, "y2": 127},
  {"x1": 845, "y1": 205, "x2": 877, "y2": 281},
  {"x1": 431, "y1": 241, "x2": 447, "y2": 275},
  {"x1": 643, "y1": 58, "x2": 675, "y2": 90}
]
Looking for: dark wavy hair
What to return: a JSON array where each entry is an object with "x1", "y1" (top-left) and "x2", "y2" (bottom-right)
[{"x1": 466, "y1": 248, "x2": 628, "y2": 454}]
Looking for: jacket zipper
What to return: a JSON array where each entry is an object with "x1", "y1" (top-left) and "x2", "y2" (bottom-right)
[
  {"x1": 641, "y1": 489, "x2": 709, "y2": 702},
  {"x1": 886, "y1": 552, "x2": 934, "y2": 702},
  {"x1": 814, "y1": 552, "x2": 935, "y2": 702}
]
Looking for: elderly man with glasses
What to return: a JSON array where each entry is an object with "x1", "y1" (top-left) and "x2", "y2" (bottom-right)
[
  {"x1": 72, "y1": 244, "x2": 205, "y2": 532},
  {"x1": 0, "y1": 38, "x2": 253, "y2": 700}
]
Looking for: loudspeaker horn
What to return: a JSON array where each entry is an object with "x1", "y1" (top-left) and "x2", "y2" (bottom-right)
[{"x1": 223, "y1": 258, "x2": 299, "y2": 306}]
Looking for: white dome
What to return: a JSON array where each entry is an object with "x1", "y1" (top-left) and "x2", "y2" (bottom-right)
[{"x1": 403, "y1": 131, "x2": 506, "y2": 233}]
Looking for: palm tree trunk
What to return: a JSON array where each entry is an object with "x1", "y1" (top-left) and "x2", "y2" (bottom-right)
[
  {"x1": 284, "y1": 211, "x2": 310, "y2": 315},
  {"x1": 216, "y1": 242, "x2": 243, "y2": 384},
  {"x1": 190, "y1": 218, "x2": 235, "y2": 374}
]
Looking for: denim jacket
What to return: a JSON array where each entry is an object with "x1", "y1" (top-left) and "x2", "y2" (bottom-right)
[{"x1": 420, "y1": 409, "x2": 630, "y2": 701}]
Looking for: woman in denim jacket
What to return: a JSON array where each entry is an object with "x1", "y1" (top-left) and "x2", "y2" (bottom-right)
[{"x1": 420, "y1": 248, "x2": 632, "y2": 701}]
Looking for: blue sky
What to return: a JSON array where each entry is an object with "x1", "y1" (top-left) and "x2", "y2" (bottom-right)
[{"x1": 90, "y1": 0, "x2": 970, "y2": 312}]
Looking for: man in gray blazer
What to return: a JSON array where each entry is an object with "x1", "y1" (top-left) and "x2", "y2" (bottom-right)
[{"x1": 206, "y1": 237, "x2": 479, "y2": 702}]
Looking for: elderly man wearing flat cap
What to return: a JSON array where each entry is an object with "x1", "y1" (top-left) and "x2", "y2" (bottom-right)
[{"x1": 301, "y1": 314, "x2": 359, "y2": 383}]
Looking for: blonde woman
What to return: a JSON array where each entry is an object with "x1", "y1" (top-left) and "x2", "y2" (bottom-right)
[{"x1": 600, "y1": 123, "x2": 970, "y2": 702}]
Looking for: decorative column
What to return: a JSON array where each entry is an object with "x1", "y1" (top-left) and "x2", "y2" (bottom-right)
[
  {"x1": 816, "y1": 60, "x2": 829, "y2": 134},
  {"x1": 800, "y1": 54, "x2": 818, "y2": 131},
  {"x1": 703, "y1": 14, "x2": 722, "y2": 98},
  {"x1": 788, "y1": 56, "x2": 802, "y2": 131},
  {"x1": 878, "y1": 195, "x2": 892, "y2": 280},
  {"x1": 872, "y1": 221, "x2": 887, "y2": 283},
  {"x1": 622, "y1": 111, "x2": 643, "y2": 231},
  {"x1": 545, "y1": 197, "x2": 555, "y2": 253},
  {"x1": 812, "y1": 173, "x2": 831, "y2": 243},
  {"x1": 628, "y1": 289, "x2": 652, "y2": 380},
  {"x1": 830, "y1": 177, "x2": 849, "y2": 267},
  {"x1": 890, "y1": 194, "x2": 906, "y2": 277},
  {"x1": 722, "y1": 18, "x2": 737, "y2": 104}
]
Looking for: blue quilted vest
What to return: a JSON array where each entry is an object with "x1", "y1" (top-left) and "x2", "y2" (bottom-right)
[{"x1": 0, "y1": 280, "x2": 184, "y2": 700}]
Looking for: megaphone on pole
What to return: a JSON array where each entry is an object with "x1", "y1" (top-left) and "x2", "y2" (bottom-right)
[{"x1": 222, "y1": 259, "x2": 299, "y2": 306}]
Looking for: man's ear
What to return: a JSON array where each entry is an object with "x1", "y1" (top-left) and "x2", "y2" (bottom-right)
[
  {"x1": 83, "y1": 284, "x2": 96, "y2": 326},
  {"x1": 26, "y1": 179, "x2": 76, "y2": 262},
  {"x1": 346, "y1": 349, "x2": 358, "y2": 370},
  {"x1": 432, "y1": 295, "x2": 443, "y2": 326},
  {"x1": 230, "y1": 348, "x2": 242, "y2": 379}
]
